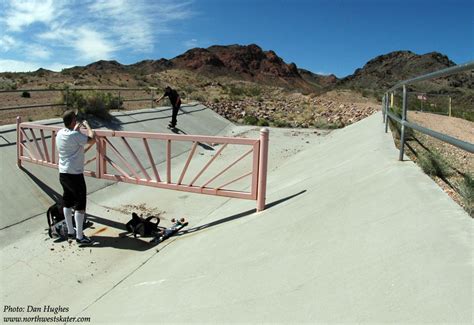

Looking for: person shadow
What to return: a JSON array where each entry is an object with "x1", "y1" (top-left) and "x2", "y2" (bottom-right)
[{"x1": 169, "y1": 127, "x2": 214, "y2": 151}]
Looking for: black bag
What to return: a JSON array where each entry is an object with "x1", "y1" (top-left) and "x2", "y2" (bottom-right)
[
  {"x1": 126, "y1": 212, "x2": 160, "y2": 237},
  {"x1": 46, "y1": 203, "x2": 91, "y2": 239},
  {"x1": 46, "y1": 203, "x2": 66, "y2": 238}
]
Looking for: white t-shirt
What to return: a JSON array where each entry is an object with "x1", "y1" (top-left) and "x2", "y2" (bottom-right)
[{"x1": 56, "y1": 128, "x2": 89, "y2": 174}]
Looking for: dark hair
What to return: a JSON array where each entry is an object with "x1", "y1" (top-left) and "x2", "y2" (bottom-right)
[
  {"x1": 62, "y1": 110, "x2": 76, "y2": 127},
  {"x1": 164, "y1": 86, "x2": 171, "y2": 92}
]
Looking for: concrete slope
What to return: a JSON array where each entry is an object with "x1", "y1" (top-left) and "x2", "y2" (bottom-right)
[
  {"x1": 78, "y1": 112, "x2": 471, "y2": 323},
  {"x1": 0, "y1": 111, "x2": 471, "y2": 324},
  {"x1": 0, "y1": 103, "x2": 232, "y2": 231}
]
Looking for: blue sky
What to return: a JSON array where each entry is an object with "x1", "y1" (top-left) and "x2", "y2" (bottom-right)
[{"x1": 0, "y1": 0, "x2": 473, "y2": 77}]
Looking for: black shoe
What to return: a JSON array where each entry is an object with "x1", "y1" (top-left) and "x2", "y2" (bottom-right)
[
  {"x1": 76, "y1": 235, "x2": 95, "y2": 245},
  {"x1": 67, "y1": 233, "x2": 75, "y2": 240}
]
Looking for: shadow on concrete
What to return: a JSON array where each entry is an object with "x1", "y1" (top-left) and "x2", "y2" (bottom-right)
[
  {"x1": 179, "y1": 190, "x2": 307, "y2": 236},
  {"x1": 116, "y1": 106, "x2": 207, "y2": 128},
  {"x1": 81, "y1": 213, "x2": 158, "y2": 251},
  {"x1": 20, "y1": 166, "x2": 62, "y2": 203},
  {"x1": 86, "y1": 234, "x2": 157, "y2": 251}
]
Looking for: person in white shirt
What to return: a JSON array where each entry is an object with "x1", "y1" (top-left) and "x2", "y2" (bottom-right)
[{"x1": 56, "y1": 110, "x2": 95, "y2": 245}]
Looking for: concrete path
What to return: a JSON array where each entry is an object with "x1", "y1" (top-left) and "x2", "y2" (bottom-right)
[{"x1": 0, "y1": 109, "x2": 471, "y2": 324}]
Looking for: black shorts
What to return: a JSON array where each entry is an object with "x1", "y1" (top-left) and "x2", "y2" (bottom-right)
[{"x1": 59, "y1": 173, "x2": 87, "y2": 210}]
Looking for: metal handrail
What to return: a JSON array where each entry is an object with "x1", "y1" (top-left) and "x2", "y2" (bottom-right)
[
  {"x1": 0, "y1": 87, "x2": 158, "y2": 111},
  {"x1": 388, "y1": 61, "x2": 474, "y2": 91},
  {"x1": 0, "y1": 87, "x2": 155, "y2": 93},
  {"x1": 383, "y1": 61, "x2": 474, "y2": 159}
]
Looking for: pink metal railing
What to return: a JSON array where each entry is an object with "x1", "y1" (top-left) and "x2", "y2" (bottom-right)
[{"x1": 16, "y1": 117, "x2": 269, "y2": 211}]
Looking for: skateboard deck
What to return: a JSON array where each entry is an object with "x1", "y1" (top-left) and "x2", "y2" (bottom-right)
[{"x1": 151, "y1": 218, "x2": 188, "y2": 244}]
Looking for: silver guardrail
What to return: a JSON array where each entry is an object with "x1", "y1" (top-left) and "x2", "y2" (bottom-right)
[{"x1": 382, "y1": 61, "x2": 474, "y2": 160}]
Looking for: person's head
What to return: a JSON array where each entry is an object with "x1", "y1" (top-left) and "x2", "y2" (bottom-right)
[
  {"x1": 164, "y1": 86, "x2": 171, "y2": 93},
  {"x1": 62, "y1": 110, "x2": 77, "y2": 129}
]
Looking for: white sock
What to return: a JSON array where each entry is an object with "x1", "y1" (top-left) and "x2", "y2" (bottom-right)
[
  {"x1": 63, "y1": 207, "x2": 74, "y2": 235},
  {"x1": 74, "y1": 211, "x2": 85, "y2": 240}
]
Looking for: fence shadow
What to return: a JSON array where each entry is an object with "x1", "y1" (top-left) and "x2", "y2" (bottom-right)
[{"x1": 178, "y1": 190, "x2": 307, "y2": 236}]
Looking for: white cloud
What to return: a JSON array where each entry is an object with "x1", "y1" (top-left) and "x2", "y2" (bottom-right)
[
  {"x1": 4, "y1": 0, "x2": 61, "y2": 32},
  {"x1": 0, "y1": 35, "x2": 16, "y2": 51},
  {"x1": 0, "y1": 0, "x2": 196, "y2": 71},
  {"x1": 0, "y1": 59, "x2": 71, "y2": 72},
  {"x1": 26, "y1": 44, "x2": 52, "y2": 59},
  {"x1": 184, "y1": 39, "x2": 198, "y2": 49},
  {"x1": 73, "y1": 27, "x2": 116, "y2": 61}
]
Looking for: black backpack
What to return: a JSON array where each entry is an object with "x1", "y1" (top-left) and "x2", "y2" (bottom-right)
[
  {"x1": 126, "y1": 212, "x2": 160, "y2": 237},
  {"x1": 46, "y1": 203, "x2": 91, "y2": 239},
  {"x1": 46, "y1": 203, "x2": 66, "y2": 238}
]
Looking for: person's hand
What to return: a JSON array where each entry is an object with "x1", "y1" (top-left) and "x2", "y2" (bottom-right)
[{"x1": 73, "y1": 121, "x2": 82, "y2": 130}]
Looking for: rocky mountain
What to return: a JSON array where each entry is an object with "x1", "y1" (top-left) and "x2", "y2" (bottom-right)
[
  {"x1": 298, "y1": 68, "x2": 339, "y2": 90},
  {"x1": 340, "y1": 51, "x2": 472, "y2": 91}
]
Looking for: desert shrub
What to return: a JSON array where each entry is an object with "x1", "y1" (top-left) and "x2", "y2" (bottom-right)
[
  {"x1": 388, "y1": 106, "x2": 414, "y2": 140},
  {"x1": 227, "y1": 84, "x2": 245, "y2": 99},
  {"x1": 246, "y1": 86, "x2": 262, "y2": 97},
  {"x1": 459, "y1": 174, "x2": 474, "y2": 216},
  {"x1": 257, "y1": 118, "x2": 269, "y2": 127},
  {"x1": 243, "y1": 115, "x2": 258, "y2": 125},
  {"x1": 62, "y1": 90, "x2": 121, "y2": 119},
  {"x1": 314, "y1": 118, "x2": 342, "y2": 129},
  {"x1": 417, "y1": 151, "x2": 453, "y2": 179},
  {"x1": 21, "y1": 91, "x2": 31, "y2": 98},
  {"x1": 272, "y1": 119, "x2": 291, "y2": 127}
]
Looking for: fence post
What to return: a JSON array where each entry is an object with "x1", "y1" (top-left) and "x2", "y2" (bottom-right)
[
  {"x1": 16, "y1": 116, "x2": 22, "y2": 168},
  {"x1": 382, "y1": 95, "x2": 386, "y2": 122},
  {"x1": 399, "y1": 85, "x2": 408, "y2": 161},
  {"x1": 151, "y1": 90, "x2": 154, "y2": 108},
  {"x1": 118, "y1": 91, "x2": 121, "y2": 110},
  {"x1": 448, "y1": 96, "x2": 452, "y2": 117},
  {"x1": 257, "y1": 128, "x2": 269, "y2": 212},
  {"x1": 385, "y1": 93, "x2": 389, "y2": 133}
]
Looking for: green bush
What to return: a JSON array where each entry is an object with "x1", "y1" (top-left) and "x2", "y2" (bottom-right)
[
  {"x1": 417, "y1": 151, "x2": 453, "y2": 179},
  {"x1": 62, "y1": 90, "x2": 121, "y2": 119},
  {"x1": 257, "y1": 118, "x2": 269, "y2": 127},
  {"x1": 314, "y1": 118, "x2": 342, "y2": 129},
  {"x1": 388, "y1": 106, "x2": 414, "y2": 140},
  {"x1": 272, "y1": 119, "x2": 291, "y2": 127},
  {"x1": 243, "y1": 115, "x2": 258, "y2": 125},
  {"x1": 459, "y1": 174, "x2": 474, "y2": 216},
  {"x1": 21, "y1": 91, "x2": 31, "y2": 98}
]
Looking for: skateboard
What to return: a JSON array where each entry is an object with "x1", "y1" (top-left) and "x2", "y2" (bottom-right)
[{"x1": 151, "y1": 218, "x2": 188, "y2": 244}]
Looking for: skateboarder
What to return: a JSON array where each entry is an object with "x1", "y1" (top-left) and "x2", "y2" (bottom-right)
[{"x1": 155, "y1": 86, "x2": 181, "y2": 128}]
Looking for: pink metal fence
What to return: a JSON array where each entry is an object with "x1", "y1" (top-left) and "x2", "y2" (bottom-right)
[{"x1": 16, "y1": 117, "x2": 269, "y2": 211}]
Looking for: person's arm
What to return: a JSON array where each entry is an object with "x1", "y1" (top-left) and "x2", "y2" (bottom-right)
[
  {"x1": 82, "y1": 120, "x2": 95, "y2": 144},
  {"x1": 155, "y1": 94, "x2": 165, "y2": 103}
]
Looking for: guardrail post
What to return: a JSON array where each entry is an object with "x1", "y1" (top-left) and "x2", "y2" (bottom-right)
[
  {"x1": 151, "y1": 90, "x2": 154, "y2": 108},
  {"x1": 382, "y1": 95, "x2": 385, "y2": 122},
  {"x1": 399, "y1": 85, "x2": 408, "y2": 161},
  {"x1": 448, "y1": 96, "x2": 452, "y2": 117},
  {"x1": 385, "y1": 93, "x2": 389, "y2": 133},
  {"x1": 16, "y1": 116, "x2": 22, "y2": 168},
  {"x1": 257, "y1": 128, "x2": 269, "y2": 212}
]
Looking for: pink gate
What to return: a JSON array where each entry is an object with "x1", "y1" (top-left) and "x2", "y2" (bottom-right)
[{"x1": 16, "y1": 117, "x2": 269, "y2": 211}]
